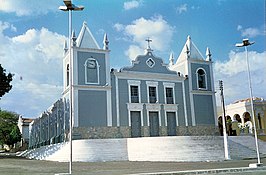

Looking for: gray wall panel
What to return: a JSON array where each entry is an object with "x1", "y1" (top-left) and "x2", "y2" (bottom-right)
[
  {"x1": 110, "y1": 73, "x2": 117, "y2": 126},
  {"x1": 193, "y1": 95, "x2": 215, "y2": 125},
  {"x1": 184, "y1": 80, "x2": 192, "y2": 125},
  {"x1": 78, "y1": 90, "x2": 107, "y2": 126},
  {"x1": 175, "y1": 82, "x2": 185, "y2": 126},
  {"x1": 118, "y1": 79, "x2": 129, "y2": 126}
]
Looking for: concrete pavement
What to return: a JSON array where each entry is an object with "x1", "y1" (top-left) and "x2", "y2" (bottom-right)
[{"x1": 0, "y1": 153, "x2": 265, "y2": 174}]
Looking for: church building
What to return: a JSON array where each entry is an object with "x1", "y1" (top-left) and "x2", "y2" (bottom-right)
[{"x1": 29, "y1": 22, "x2": 217, "y2": 148}]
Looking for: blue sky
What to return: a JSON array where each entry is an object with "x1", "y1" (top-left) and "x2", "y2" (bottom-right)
[{"x1": 0, "y1": 0, "x2": 265, "y2": 118}]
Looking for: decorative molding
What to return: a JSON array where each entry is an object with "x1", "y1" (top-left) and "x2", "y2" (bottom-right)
[
  {"x1": 84, "y1": 57, "x2": 100, "y2": 85},
  {"x1": 163, "y1": 104, "x2": 178, "y2": 111},
  {"x1": 146, "y1": 103, "x2": 161, "y2": 111},
  {"x1": 146, "y1": 57, "x2": 155, "y2": 68},
  {"x1": 127, "y1": 103, "x2": 144, "y2": 111},
  {"x1": 114, "y1": 71, "x2": 184, "y2": 82}
]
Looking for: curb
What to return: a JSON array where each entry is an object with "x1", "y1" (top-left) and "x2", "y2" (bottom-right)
[{"x1": 128, "y1": 166, "x2": 266, "y2": 175}]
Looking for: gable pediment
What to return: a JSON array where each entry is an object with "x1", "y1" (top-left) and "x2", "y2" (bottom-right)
[
  {"x1": 76, "y1": 22, "x2": 100, "y2": 49},
  {"x1": 121, "y1": 51, "x2": 176, "y2": 75}
]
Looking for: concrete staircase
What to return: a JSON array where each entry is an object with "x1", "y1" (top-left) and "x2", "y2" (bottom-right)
[
  {"x1": 127, "y1": 136, "x2": 225, "y2": 162},
  {"x1": 20, "y1": 136, "x2": 266, "y2": 162},
  {"x1": 46, "y1": 139, "x2": 128, "y2": 162},
  {"x1": 228, "y1": 136, "x2": 266, "y2": 160},
  {"x1": 20, "y1": 142, "x2": 65, "y2": 160}
]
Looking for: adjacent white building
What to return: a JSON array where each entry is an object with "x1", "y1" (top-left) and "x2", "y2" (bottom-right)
[{"x1": 225, "y1": 97, "x2": 266, "y2": 135}]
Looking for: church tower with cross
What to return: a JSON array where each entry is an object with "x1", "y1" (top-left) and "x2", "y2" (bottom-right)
[{"x1": 29, "y1": 23, "x2": 218, "y2": 147}]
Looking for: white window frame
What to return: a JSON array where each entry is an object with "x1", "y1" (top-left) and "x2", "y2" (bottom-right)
[
  {"x1": 128, "y1": 80, "x2": 141, "y2": 103},
  {"x1": 163, "y1": 82, "x2": 175, "y2": 104},
  {"x1": 196, "y1": 68, "x2": 207, "y2": 90},
  {"x1": 84, "y1": 57, "x2": 100, "y2": 84},
  {"x1": 146, "y1": 81, "x2": 158, "y2": 103}
]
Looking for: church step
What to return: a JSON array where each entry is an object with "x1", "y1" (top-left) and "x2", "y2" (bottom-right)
[
  {"x1": 21, "y1": 136, "x2": 266, "y2": 162},
  {"x1": 228, "y1": 136, "x2": 266, "y2": 159}
]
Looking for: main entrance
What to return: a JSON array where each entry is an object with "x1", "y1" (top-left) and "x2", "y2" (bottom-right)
[
  {"x1": 130, "y1": 111, "x2": 141, "y2": 137},
  {"x1": 167, "y1": 112, "x2": 177, "y2": 136},
  {"x1": 149, "y1": 112, "x2": 159, "y2": 136}
]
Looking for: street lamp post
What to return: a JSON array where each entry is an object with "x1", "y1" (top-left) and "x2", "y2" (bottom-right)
[
  {"x1": 235, "y1": 39, "x2": 262, "y2": 167},
  {"x1": 219, "y1": 80, "x2": 230, "y2": 160},
  {"x1": 59, "y1": 1, "x2": 84, "y2": 174}
]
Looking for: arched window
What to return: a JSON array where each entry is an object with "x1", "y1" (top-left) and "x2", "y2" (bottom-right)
[
  {"x1": 85, "y1": 57, "x2": 99, "y2": 84},
  {"x1": 66, "y1": 64, "x2": 69, "y2": 87},
  {"x1": 196, "y1": 68, "x2": 207, "y2": 89}
]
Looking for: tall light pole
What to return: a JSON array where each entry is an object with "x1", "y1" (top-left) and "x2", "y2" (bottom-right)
[
  {"x1": 59, "y1": 1, "x2": 84, "y2": 174},
  {"x1": 219, "y1": 80, "x2": 230, "y2": 160},
  {"x1": 235, "y1": 39, "x2": 262, "y2": 167}
]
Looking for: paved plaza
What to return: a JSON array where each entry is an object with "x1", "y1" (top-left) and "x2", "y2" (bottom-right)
[{"x1": 0, "y1": 153, "x2": 265, "y2": 175}]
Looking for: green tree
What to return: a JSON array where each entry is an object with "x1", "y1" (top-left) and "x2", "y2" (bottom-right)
[
  {"x1": 0, "y1": 110, "x2": 21, "y2": 149},
  {"x1": 0, "y1": 64, "x2": 13, "y2": 98}
]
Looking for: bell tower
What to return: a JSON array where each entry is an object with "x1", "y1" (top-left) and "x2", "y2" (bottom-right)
[
  {"x1": 62, "y1": 22, "x2": 112, "y2": 128},
  {"x1": 169, "y1": 36, "x2": 217, "y2": 126}
]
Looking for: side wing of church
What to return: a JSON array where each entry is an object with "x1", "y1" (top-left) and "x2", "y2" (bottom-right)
[{"x1": 29, "y1": 22, "x2": 217, "y2": 148}]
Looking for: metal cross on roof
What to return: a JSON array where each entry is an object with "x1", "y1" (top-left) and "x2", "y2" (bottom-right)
[{"x1": 145, "y1": 37, "x2": 152, "y2": 49}]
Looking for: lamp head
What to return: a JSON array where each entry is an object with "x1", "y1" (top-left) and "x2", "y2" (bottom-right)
[
  {"x1": 59, "y1": 0, "x2": 84, "y2": 11},
  {"x1": 59, "y1": 5, "x2": 68, "y2": 11},
  {"x1": 243, "y1": 39, "x2": 250, "y2": 46},
  {"x1": 235, "y1": 38, "x2": 255, "y2": 47}
]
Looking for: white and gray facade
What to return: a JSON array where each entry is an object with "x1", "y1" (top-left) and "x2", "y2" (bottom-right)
[{"x1": 29, "y1": 22, "x2": 217, "y2": 148}]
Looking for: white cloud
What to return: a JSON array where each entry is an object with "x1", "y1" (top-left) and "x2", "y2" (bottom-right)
[
  {"x1": 0, "y1": 21, "x2": 16, "y2": 34},
  {"x1": 191, "y1": 6, "x2": 200, "y2": 10},
  {"x1": 125, "y1": 45, "x2": 144, "y2": 60},
  {"x1": 0, "y1": 21, "x2": 66, "y2": 117},
  {"x1": 0, "y1": 0, "x2": 61, "y2": 16},
  {"x1": 215, "y1": 51, "x2": 266, "y2": 76},
  {"x1": 241, "y1": 28, "x2": 261, "y2": 38},
  {"x1": 237, "y1": 25, "x2": 242, "y2": 31},
  {"x1": 12, "y1": 28, "x2": 37, "y2": 43},
  {"x1": 214, "y1": 50, "x2": 266, "y2": 105},
  {"x1": 124, "y1": 0, "x2": 141, "y2": 10},
  {"x1": 176, "y1": 4, "x2": 187, "y2": 14},
  {"x1": 96, "y1": 28, "x2": 105, "y2": 35},
  {"x1": 117, "y1": 15, "x2": 174, "y2": 60},
  {"x1": 113, "y1": 23, "x2": 125, "y2": 32},
  {"x1": 237, "y1": 25, "x2": 263, "y2": 38}
]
